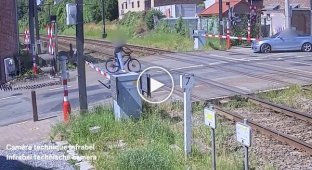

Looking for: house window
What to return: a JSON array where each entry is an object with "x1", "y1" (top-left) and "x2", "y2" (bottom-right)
[
  {"x1": 125, "y1": 3, "x2": 127, "y2": 9},
  {"x1": 137, "y1": 1, "x2": 140, "y2": 8},
  {"x1": 132, "y1": 2, "x2": 134, "y2": 8},
  {"x1": 122, "y1": 4, "x2": 124, "y2": 9}
]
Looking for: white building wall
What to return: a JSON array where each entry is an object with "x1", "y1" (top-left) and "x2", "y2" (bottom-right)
[{"x1": 204, "y1": 0, "x2": 215, "y2": 8}]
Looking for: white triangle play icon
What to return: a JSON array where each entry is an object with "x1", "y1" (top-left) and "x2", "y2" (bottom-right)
[{"x1": 150, "y1": 78, "x2": 165, "y2": 92}]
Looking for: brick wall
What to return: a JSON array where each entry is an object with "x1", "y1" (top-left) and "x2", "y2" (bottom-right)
[
  {"x1": 0, "y1": 0, "x2": 18, "y2": 84},
  {"x1": 154, "y1": 0, "x2": 203, "y2": 7}
]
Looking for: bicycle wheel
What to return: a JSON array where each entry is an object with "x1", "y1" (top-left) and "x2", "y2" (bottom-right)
[
  {"x1": 105, "y1": 58, "x2": 120, "y2": 73},
  {"x1": 127, "y1": 59, "x2": 141, "y2": 72}
]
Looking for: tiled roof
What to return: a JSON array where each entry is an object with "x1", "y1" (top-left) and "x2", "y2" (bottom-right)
[{"x1": 199, "y1": 0, "x2": 243, "y2": 16}]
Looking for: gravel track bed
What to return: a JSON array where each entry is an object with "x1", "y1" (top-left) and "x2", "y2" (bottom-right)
[
  {"x1": 250, "y1": 133, "x2": 312, "y2": 169},
  {"x1": 234, "y1": 108, "x2": 312, "y2": 144},
  {"x1": 224, "y1": 107, "x2": 312, "y2": 169},
  {"x1": 0, "y1": 141, "x2": 75, "y2": 170}
]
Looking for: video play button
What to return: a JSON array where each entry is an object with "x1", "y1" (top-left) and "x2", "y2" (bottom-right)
[
  {"x1": 136, "y1": 66, "x2": 174, "y2": 104},
  {"x1": 150, "y1": 78, "x2": 164, "y2": 92}
]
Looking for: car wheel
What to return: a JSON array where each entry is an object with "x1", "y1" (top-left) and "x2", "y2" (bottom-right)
[
  {"x1": 302, "y1": 42, "x2": 312, "y2": 52},
  {"x1": 260, "y1": 43, "x2": 271, "y2": 53}
]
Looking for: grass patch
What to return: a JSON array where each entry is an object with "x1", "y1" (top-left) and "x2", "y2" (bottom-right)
[
  {"x1": 222, "y1": 96, "x2": 260, "y2": 111},
  {"x1": 60, "y1": 23, "x2": 194, "y2": 52},
  {"x1": 257, "y1": 85, "x2": 312, "y2": 112},
  {"x1": 51, "y1": 104, "x2": 268, "y2": 169}
]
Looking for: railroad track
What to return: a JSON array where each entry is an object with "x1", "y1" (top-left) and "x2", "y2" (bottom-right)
[
  {"x1": 24, "y1": 34, "x2": 312, "y2": 155},
  {"x1": 56, "y1": 35, "x2": 172, "y2": 56},
  {"x1": 142, "y1": 56, "x2": 312, "y2": 155}
]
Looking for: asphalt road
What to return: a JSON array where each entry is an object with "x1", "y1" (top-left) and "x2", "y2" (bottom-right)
[
  {"x1": 0, "y1": 47, "x2": 312, "y2": 126},
  {"x1": 0, "y1": 67, "x2": 112, "y2": 126}
]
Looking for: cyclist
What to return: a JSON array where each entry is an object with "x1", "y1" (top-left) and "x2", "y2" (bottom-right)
[{"x1": 114, "y1": 41, "x2": 127, "y2": 72}]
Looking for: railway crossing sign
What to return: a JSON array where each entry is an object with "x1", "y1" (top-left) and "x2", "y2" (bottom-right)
[
  {"x1": 236, "y1": 122, "x2": 252, "y2": 147},
  {"x1": 204, "y1": 107, "x2": 216, "y2": 129},
  {"x1": 180, "y1": 74, "x2": 195, "y2": 89}
]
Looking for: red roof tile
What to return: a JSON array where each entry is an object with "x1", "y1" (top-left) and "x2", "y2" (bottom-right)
[{"x1": 199, "y1": 0, "x2": 244, "y2": 16}]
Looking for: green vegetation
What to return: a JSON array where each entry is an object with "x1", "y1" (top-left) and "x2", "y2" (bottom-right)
[
  {"x1": 51, "y1": 104, "x2": 260, "y2": 169},
  {"x1": 257, "y1": 85, "x2": 312, "y2": 112},
  {"x1": 18, "y1": 0, "x2": 118, "y2": 32},
  {"x1": 223, "y1": 96, "x2": 259, "y2": 111}
]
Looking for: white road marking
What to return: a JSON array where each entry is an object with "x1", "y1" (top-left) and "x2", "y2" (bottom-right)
[
  {"x1": 210, "y1": 54, "x2": 240, "y2": 61},
  {"x1": 170, "y1": 65, "x2": 204, "y2": 71},
  {"x1": 284, "y1": 60, "x2": 312, "y2": 66},
  {"x1": 49, "y1": 86, "x2": 72, "y2": 91},
  {"x1": 258, "y1": 63, "x2": 312, "y2": 75},
  {"x1": 209, "y1": 61, "x2": 228, "y2": 65},
  {"x1": 195, "y1": 85, "x2": 204, "y2": 88},
  {"x1": 0, "y1": 96, "x2": 17, "y2": 101}
]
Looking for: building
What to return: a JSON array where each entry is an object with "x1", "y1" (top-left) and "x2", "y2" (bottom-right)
[
  {"x1": 153, "y1": 0, "x2": 204, "y2": 18},
  {"x1": 118, "y1": 0, "x2": 151, "y2": 19},
  {"x1": 199, "y1": 0, "x2": 250, "y2": 17},
  {"x1": 118, "y1": 0, "x2": 204, "y2": 19},
  {"x1": 0, "y1": 0, "x2": 18, "y2": 84},
  {"x1": 260, "y1": 0, "x2": 312, "y2": 36},
  {"x1": 198, "y1": 0, "x2": 312, "y2": 36}
]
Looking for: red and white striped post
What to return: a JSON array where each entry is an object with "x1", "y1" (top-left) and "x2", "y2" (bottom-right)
[
  {"x1": 226, "y1": 20, "x2": 231, "y2": 49},
  {"x1": 60, "y1": 54, "x2": 71, "y2": 122},
  {"x1": 24, "y1": 29, "x2": 30, "y2": 52}
]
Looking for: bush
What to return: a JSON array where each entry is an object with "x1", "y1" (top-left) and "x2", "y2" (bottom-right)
[
  {"x1": 118, "y1": 148, "x2": 172, "y2": 170},
  {"x1": 145, "y1": 10, "x2": 164, "y2": 30},
  {"x1": 175, "y1": 17, "x2": 188, "y2": 36},
  {"x1": 155, "y1": 20, "x2": 171, "y2": 33},
  {"x1": 120, "y1": 12, "x2": 143, "y2": 27}
]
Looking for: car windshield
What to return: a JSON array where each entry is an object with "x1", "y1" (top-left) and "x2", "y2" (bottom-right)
[
  {"x1": 272, "y1": 29, "x2": 298, "y2": 38},
  {"x1": 271, "y1": 33, "x2": 280, "y2": 38}
]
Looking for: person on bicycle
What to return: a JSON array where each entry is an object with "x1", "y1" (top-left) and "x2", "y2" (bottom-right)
[{"x1": 114, "y1": 41, "x2": 126, "y2": 72}]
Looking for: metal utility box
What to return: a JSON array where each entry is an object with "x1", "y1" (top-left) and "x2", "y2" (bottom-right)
[
  {"x1": 4, "y1": 58, "x2": 16, "y2": 81},
  {"x1": 111, "y1": 72, "x2": 142, "y2": 120},
  {"x1": 193, "y1": 30, "x2": 207, "y2": 50}
]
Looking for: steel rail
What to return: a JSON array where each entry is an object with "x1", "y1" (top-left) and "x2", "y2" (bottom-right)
[
  {"x1": 30, "y1": 34, "x2": 312, "y2": 155},
  {"x1": 247, "y1": 96, "x2": 312, "y2": 123},
  {"x1": 216, "y1": 107, "x2": 312, "y2": 155}
]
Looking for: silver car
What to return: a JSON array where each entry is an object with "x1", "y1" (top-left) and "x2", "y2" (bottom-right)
[{"x1": 252, "y1": 29, "x2": 312, "y2": 53}]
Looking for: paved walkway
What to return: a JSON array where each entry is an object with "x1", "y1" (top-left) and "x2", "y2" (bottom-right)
[{"x1": 0, "y1": 117, "x2": 59, "y2": 149}]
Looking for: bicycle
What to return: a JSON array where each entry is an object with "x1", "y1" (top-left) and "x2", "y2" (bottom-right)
[{"x1": 105, "y1": 46, "x2": 141, "y2": 73}]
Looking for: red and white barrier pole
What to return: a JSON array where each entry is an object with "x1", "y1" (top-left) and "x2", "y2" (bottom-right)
[{"x1": 60, "y1": 55, "x2": 71, "y2": 122}]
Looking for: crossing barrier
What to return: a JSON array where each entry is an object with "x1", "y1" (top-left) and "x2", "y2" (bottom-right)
[
  {"x1": 204, "y1": 33, "x2": 258, "y2": 49},
  {"x1": 0, "y1": 79, "x2": 61, "y2": 92},
  {"x1": 85, "y1": 61, "x2": 110, "y2": 80}
]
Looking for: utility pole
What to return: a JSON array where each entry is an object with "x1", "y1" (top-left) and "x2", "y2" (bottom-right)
[
  {"x1": 285, "y1": 0, "x2": 291, "y2": 29},
  {"x1": 34, "y1": 1, "x2": 41, "y2": 54},
  {"x1": 218, "y1": 0, "x2": 224, "y2": 47},
  {"x1": 76, "y1": 0, "x2": 88, "y2": 113},
  {"x1": 218, "y1": 0, "x2": 223, "y2": 35},
  {"x1": 29, "y1": 0, "x2": 37, "y2": 75},
  {"x1": 102, "y1": 0, "x2": 107, "y2": 38}
]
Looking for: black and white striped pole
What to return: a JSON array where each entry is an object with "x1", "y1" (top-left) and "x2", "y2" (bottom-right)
[{"x1": 180, "y1": 74, "x2": 195, "y2": 158}]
